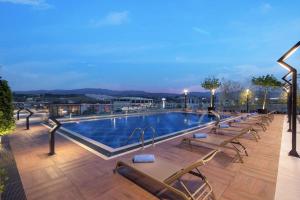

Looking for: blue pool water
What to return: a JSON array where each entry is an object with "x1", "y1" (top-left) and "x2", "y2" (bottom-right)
[{"x1": 62, "y1": 112, "x2": 227, "y2": 149}]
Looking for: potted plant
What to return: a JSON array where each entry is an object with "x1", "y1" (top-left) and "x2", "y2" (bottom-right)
[
  {"x1": 251, "y1": 74, "x2": 282, "y2": 114},
  {"x1": 201, "y1": 77, "x2": 221, "y2": 111}
]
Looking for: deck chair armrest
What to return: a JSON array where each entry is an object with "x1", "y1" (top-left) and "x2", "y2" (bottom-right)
[
  {"x1": 202, "y1": 149, "x2": 219, "y2": 164},
  {"x1": 219, "y1": 128, "x2": 249, "y2": 146}
]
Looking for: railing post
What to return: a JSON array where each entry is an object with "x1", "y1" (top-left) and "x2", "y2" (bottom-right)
[
  {"x1": 290, "y1": 70, "x2": 298, "y2": 157},
  {"x1": 287, "y1": 90, "x2": 292, "y2": 132},
  {"x1": 282, "y1": 76, "x2": 292, "y2": 132},
  {"x1": 25, "y1": 109, "x2": 34, "y2": 130},
  {"x1": 17, "y1": 107, "x2": 23, "y2": 120},
  {"x1": 48, "y1": 117, "x2": 61, "y2": 156}
]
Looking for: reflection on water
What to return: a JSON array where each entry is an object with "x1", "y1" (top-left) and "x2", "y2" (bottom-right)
[{"x1": 63, "y1": 112, "x2": 229, "y2": 148}]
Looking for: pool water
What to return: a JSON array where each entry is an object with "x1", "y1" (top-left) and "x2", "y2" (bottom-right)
[{"x1": 62, "y1": 112, "x2": 227, "y2": 149}]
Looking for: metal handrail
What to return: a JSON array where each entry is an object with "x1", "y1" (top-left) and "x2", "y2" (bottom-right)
[
  {"x1": 143, "y1": 126, "x2": 157, "y2": 147},
  {"x1": 126, "y1": 127, "x2": 144, "y2": 146},
  {"x1": 126, "y1": 126, "x2": 157, "y2": 149}
]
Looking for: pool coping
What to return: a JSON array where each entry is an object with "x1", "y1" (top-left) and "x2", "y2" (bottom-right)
[{"x1": 43, "y1": 112, "x2": 241, "y2": 160}]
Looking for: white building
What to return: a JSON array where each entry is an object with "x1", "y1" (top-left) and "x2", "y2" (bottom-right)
[{"x1": 112, "y1": 97, "x2": 154, "y2": 111}]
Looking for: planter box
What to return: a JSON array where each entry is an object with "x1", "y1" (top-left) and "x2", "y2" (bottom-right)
[
  {"x1": 257, "y1": 109, "x2": 268, "y2": 114},
  {"x1": 208, "y1": 107, "x2": 215, "y2": 112}
]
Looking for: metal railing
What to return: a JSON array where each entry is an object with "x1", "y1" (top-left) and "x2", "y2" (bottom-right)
[{"x1": 126, "y1": 126, "x2": 157, "y2": 149}]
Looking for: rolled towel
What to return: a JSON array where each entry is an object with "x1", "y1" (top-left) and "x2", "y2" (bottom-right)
[
  {"x1": 234, "y1": 119, "x2": 242, "y2": 123},
  {"x1": 241, "y1": 116, "x2": 247, "y2": 120},
  {"x1": 219, "y1": 124, "x2": 230, "y2": 128},
  {"x1": 193, "y1": 133, "x2": 208, "y2": 139},
  {"x1": 133, "y1": 154, "x2": 155, "y2": 163}
]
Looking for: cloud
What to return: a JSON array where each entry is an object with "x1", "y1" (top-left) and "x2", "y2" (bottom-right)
[
  {"x1": 0, "y1": 0, "x2": 52, "y2": 9},
  {"x1": 192, "y1": 27, "x2": 210, "y2": 35},
  {"x1": 260, "y1": 3, "x2": 272, "y2": 14},
  {"x1": 90, "y1": 11, "x2": 129, "y2": 27},
  {"x1": 219, "y1": 64, "x2": 283, "y2": 83}
]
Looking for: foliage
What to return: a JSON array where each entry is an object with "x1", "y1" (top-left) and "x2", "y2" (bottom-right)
[
  {"x1": 251, "y1": 74, "x2": 282, "y2": 109},
  {"x1": 201, "y1": 77, "x2": 221, "y2": 107},
  {"x1": 201, "y1": 77, "x2": 221, "y2": 91},
  {"x1": 0, "y1": 79, "x2": 15, "y2": 136},
  {"x1": 279, "y1": 90, "x2": 288, "y2": 104},
  {"x1": 0, "y1": 168, "x2": 8, "y2": 193},
  {"x1": 219, "y1": 79, "x2": 242, "y2": 107},
  {"x1": 252, "y1": 75, "x2": 282, "y2": 88},
  {"x1": 240, "y1": 89, "x2": 254, "y2": 105}
]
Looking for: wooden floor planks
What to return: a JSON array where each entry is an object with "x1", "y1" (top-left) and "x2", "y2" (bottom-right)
[{"x1": 9, "y1": 115, "x2": 284, "y2": 200}]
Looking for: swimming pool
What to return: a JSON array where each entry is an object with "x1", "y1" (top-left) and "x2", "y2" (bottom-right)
[{"x1": 60, "y1": 112, "x2": 229, "y2": 157}]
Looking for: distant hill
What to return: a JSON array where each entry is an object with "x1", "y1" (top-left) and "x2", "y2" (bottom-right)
[{"x1": 14, "y1": 88, "x2": 211, "y2": 99}]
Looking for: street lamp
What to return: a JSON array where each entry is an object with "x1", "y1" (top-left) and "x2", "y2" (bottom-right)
[
  {"x1": 25, "y1": 108, "x2": 33, "y2": 130},
  {"x1": 162, "y1": 98, "x2": 166, "y2": 109},
  {"x1": 246, "y1": 89, "x2": 250, "y2": 113},
  {"x1": 211, "y1": 88, "x2": 216, "y2": 109},
  {"x1": 277, "y1": 41, "x2": 300, "y2": 158},
  {"x1": 183, "y1": 89, "x2": 188, "y2": 110},
  {"x1": 48, "y1": 117, "x2": 61, "y2": 155}
]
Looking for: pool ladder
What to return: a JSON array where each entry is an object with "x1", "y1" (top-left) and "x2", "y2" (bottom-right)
[{"x1": 126, "y1": 126, "x2": 157, "y2": 149}]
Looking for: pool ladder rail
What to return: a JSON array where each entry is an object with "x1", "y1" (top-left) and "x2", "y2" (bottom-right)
[{"x1": 126, "y1": 126, "x2": 158, "y2": 149}]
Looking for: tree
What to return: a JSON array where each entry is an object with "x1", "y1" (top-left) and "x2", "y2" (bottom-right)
[
  {"x1": 219, "y1": 79, "x2": 242, "y2": 108},
  {"x1": 239, "y1": 89, "x2": 254, "y2": 105},
  {"x1": 279, "y1": 90, "x2": 288, "y2": 104},
  {"x1": 0, "y1": 78, "x2": 15, "y2": 137},
  {"x1": 201, "y1": 77, "x2": 221, "y2": 108},
  {"x1": 251, "y1": 74, "x2": 282, "y2": 110}
]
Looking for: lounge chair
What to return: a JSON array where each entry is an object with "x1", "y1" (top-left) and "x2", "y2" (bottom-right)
[
  {"x1": 248, "y1": 111, "x2": 275, "y2": 123},
  {"x1": 182, "y1": 128, "x2": 249, "y2": 163},
  {"x1": 114, "y1": 149, "x2": 219, "y2": 200},
  {"x1": 236, "y1": 112, "x2": 274, "y2": 130},
  {"x1": 228, "y1": 116, "x2": 268, "y2": 132},
  {"x1": 210, "y1": 121, "x2": 260, "y2": 142},
  {"x1": 207, "y1": 110, "x2": 259, "y2": 141}
]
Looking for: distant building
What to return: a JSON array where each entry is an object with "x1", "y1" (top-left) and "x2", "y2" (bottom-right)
[
  {"x1": 111, "y1": 97, "x2": 154, "y2": 111},
  {"x1": 179, "y1": 96, "x2": 201, "y2": 110},
  {"x1": 48, "y1": 103, "x2": 112, "y2": 117},
  {"x1": 48, "y1": 97, "x2": 154, "y2": 117},
  {"x1": 85, "y1": 94, "x2": 114, "y2": 101}
]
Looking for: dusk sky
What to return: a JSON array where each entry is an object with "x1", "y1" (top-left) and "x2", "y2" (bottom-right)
[{"x1": 0, "y1": 0, "x2": 300, "y2": 93}]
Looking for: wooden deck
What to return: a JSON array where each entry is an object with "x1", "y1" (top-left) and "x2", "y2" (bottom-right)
[{"x1": 9, "y1": 115, "x2": 284, "y2": 200}]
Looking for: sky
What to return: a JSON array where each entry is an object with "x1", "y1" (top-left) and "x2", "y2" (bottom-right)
[{"x1": 0, "y1": 0, "x2": 300, "y2": 93}]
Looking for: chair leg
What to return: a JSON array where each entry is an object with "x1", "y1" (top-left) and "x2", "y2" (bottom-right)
[
  {"x1": 231, "y1": 145, "x2": 244, "y2": 163},
  {"x1": 236, "y1": 151, "x2": 244, "y2": 163},
  {"x1": 181, "y1": 138, "x2": 193, "y2": 151},
  {"x1": 251, "y1": 131, "x2": 258, "y2": 142},
  {"x1": 231, "y1": 141, "x2": 248, "y2": 157},
  {"x1": 210, "y1": 191, "x2": 217, "y2": 200}
]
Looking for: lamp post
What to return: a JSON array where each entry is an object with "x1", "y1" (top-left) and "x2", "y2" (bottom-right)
[
  {"x1": 162, "y1": 98, "x2": 166, "y2": 109},
  {"x1": 25, "y1": 108, "x2": 33, "y2": 130},
  {"x1": 183, "y1": 89, "x2": 188, "y2": 110},
  {"x1": 282, "y1": 74, "x2": 292, "y2": 132},
  {"x1": 211, "y1": 89, "x2": 216, "y2": 109},
  {"x1": 277, "y1": 41, "x2": 300, "y2": 158},
  {"x1": 246, "y1": 89, "x2": 250, "y2": 113},
  {"x1": 48, "y1": 117, "x2": 61, "y2": 155}
]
